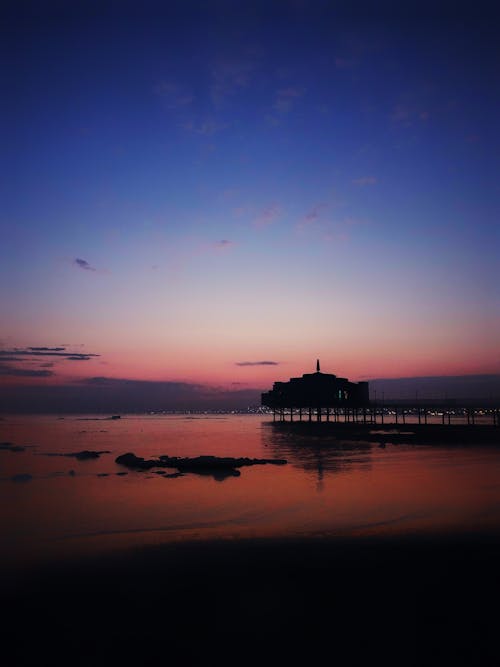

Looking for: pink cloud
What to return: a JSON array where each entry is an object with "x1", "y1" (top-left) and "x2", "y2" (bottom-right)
[
  {"x1": 391, "y1": 104, "x2": 411, "y2": 124},
  {"x1": 334, "y1": 57, "x2": 355, "y2": 69},
  {"x1": 253, "y1": 204, "x2": 282, "y2": 228},
  {"x1": 273, "y1": 87, "x2": 305, "y2": 114},
  {"x1": 297, "y1": 202, "x2": 328, "y2": 230},
  {"x1": 182, "y1": 119, "x2": 227, "y2": 136},
  {"x1": 154, "y1": 81, "x2": 194, "y2": 108},
  {"x1": 232, "y1": 206, "x2": 246, "y2": 218},
  {"x1": 214, "y1": 239, "x2": 235, "y2": 250},
  {"x1": 391, "y1": 103, "x2": 431, "y2": 126},
  {"x1": 210, "y1": 58, "x2": 255, "y2": 106},
  {"x1": 352, "y1": 176, "x2": 377, "y2": 186}
]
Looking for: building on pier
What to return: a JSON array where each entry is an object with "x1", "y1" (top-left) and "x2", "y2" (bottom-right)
[{"x1": 261, "y1": 360, "x2": 369, "y2": 412}]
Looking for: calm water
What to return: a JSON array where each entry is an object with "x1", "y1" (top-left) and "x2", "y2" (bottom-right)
[{"x1": 2, "y1": 414, "x2": 500, "y2": 571}]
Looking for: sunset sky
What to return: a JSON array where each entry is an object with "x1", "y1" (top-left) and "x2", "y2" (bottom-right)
[{"x1": 2, "y1": 1, "x2": 499, "y2": 409}]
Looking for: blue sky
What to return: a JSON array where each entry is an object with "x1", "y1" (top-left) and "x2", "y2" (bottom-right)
[{"x1": 1, "y1": 1, "x2": 499, "y2": 409}]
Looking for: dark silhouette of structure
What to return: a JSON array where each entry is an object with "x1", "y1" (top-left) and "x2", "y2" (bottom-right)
[
  {"x1": 261, "y1": 361, "x2": 500, "y2": 428},
  {"x1": 261, "y1": 360, "x2": 369, "y2": 421}
]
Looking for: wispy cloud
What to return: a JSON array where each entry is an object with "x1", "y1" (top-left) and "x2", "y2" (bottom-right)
[
  {"x1": 154, "y1": 81, "x2": 194, "y2": 108},
  {"x1": 182, "y1": 118, "x2": 227, "y2": 136},
  {"x1": 0, "y1": 364, "x2": 54, "y2": 378},
  {"x1": 273, "y1": 86, "x2": 305, "y2": 114},
  {"x1": 343, "y1": 216, "x2": 368, "y2": 226},
  {"x1": 232, "y1": 206, "x2": 246, "y2": 218},
  {"x1": 296, "y1": 209, "x2": 368, "y2": 243},
  {"x1": 214, "y1": 239, "x2": 234, "y2": 249},
  {"x1": 297, "y1": 202, "x2": 328, "y2": 230},
  {"x1": 74, "y1": 258, "x2": 96, "y2": 272},
  {"x1": 253, "y1": 204, "x2": 282, "y2": 228},
  {"x1": 352, "y1": 176, "x2": 377, "y2": 186},
  {"x1": 236, "y1": 361, "x2": 279, "y2": 366},
  {"x1": 0, "y1": 346, "x2": 100, "y2": 380},
  {"x1": 210, "y1": 58, "x2": 254, "y2": 106},
  {"x1": 334, "y1": 57, "x2": 356, "y2": 69},
  {"x1": 391, "y1": 103, "x2": 430, "y2": 127},
  {"x1": 0, "y1": 348, "x2": 99, "y2": 360},
  {"x1": 391, "y1": 105, "x2": 411, "y2": 124}
]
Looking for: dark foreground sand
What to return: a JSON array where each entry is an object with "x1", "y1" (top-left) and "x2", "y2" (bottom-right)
[{"x1": 3, "y1": 534, "x2": 500, "y2": 666}]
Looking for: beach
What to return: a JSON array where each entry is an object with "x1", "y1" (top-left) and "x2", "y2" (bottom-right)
[{"x1": 4, "y1": 533, "x2": 500, "y2": 666}]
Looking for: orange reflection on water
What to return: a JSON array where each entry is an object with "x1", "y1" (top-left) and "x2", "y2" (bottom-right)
[{"x1": 1, "y1": 415, "x2": 500, "y2": 571}]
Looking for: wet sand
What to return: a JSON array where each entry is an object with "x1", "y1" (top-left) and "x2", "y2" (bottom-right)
[{"x1": 3, "y1": 533, "x2": 500, "y2": 666}]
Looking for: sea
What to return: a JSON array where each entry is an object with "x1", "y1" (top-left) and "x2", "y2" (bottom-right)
[{"x1": 2, "y1": 412, "x2": 500, "y2": 574}]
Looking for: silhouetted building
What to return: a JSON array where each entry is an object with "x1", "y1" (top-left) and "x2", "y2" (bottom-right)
[{"x1": 261, "y1": 360, "x2": 369, "y2": 410}]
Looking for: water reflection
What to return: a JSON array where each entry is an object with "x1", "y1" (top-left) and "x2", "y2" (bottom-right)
[{"x1": 262, "y1": 422, "x2": 372, "y2": 490}]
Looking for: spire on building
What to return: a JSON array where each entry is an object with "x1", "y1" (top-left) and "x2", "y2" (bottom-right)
[{"x1": 316, "y1": 359, "x2": 320, "y2": 373}]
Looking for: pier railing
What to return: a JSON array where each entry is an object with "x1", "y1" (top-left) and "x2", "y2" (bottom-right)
[{"x1": 270, "y1": 403, "x2": 500, "y2": 427}]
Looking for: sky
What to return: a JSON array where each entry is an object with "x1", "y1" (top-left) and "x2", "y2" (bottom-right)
[{"x1": 1, "y1": 1, "x2": 499, "y2": 410}]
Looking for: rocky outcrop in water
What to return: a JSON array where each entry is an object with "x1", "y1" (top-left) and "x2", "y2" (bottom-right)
[
  {"x1": 72, "y1": 450, "x2": 111, "y2": 460},
  {"x1": 11, "y1": 473, "x2": 33, "y2": 483},
  {"x1": 115, "y1": 452, "x2": 287, "y2": 480},
  {"x1": 0, "y1": 442, "x2": 26, "y2": 452},
  {"x1": 44, "y1": 450, "x2": 111, "y2": 460}
]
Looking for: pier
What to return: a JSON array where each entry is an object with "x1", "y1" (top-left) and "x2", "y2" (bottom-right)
[
  {"x1": 262, "y1": 362, "x2": 500, "y2": 428},
  {"x1": 268, "y1": 403, "x2": 500, "y2": 427}
]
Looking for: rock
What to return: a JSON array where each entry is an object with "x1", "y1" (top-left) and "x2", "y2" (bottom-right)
[
  {"x1": 11, "y1": 473, "x2": 33, "y2": 483},
  {"x1": 69, "y1": 450, "x2": 111, "y2": 460},
  {"x1": 74, "y1": 450, "x2": 100, "y2": 460},
  {"x1": 115, "y1": 452, "x2": 156, "y2": 470},
  {"x1": 0, "y1": 442, "x2": 25, "y2": 452},
  {"x1": 115, "y1": 452, "x2": 287, "y2": 480}
]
